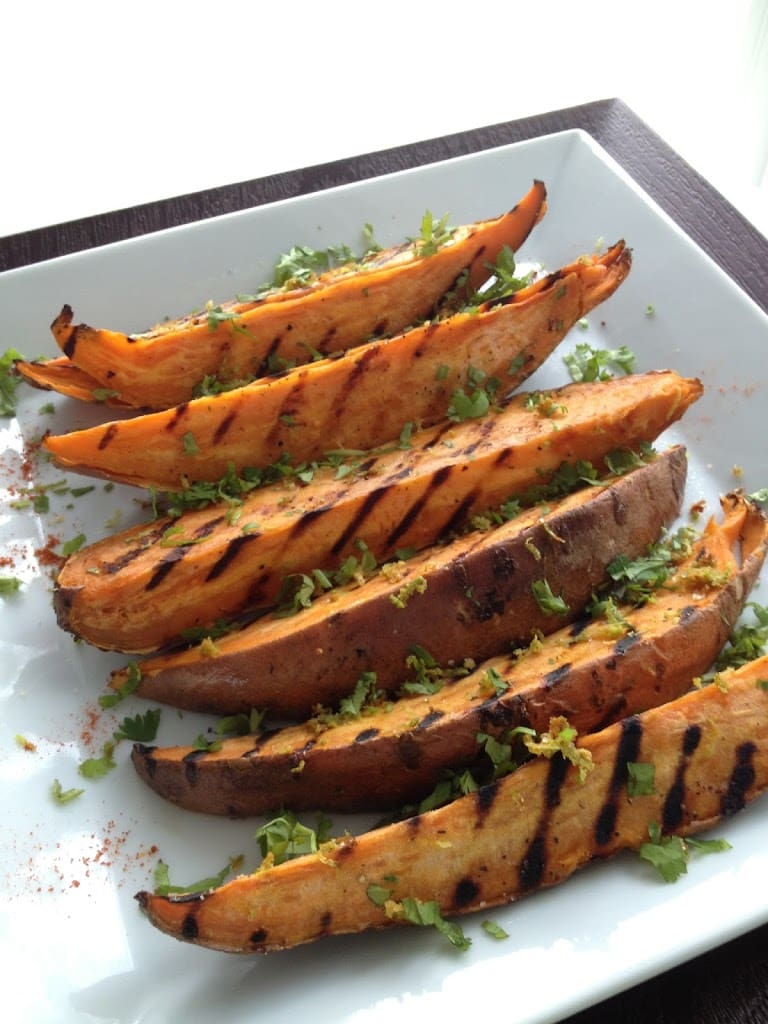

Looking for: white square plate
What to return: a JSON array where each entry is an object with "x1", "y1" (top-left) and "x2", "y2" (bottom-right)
[{"x1": 1, "y1": 129, "x2": 767, "y2": 1024}]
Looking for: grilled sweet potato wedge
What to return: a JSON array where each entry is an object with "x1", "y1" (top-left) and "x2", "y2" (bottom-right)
[
  {"x1": 136, "y1": 653, "x2": 768, "y2": 953},
  {"x1": 42, "y1": 242, "x2": 630, "y2": 490},
  {"x1": 50, "y1": 181, "x2": 547, "y2": 409},
  {"x1": 117, "y1": 446, "x2": 688, "y2": 716},
  {"x1": 54, "y1": 371, "x2": 702, "y2": 653},
  {"x1": 132, "y1": 493, "x2": 767, "y2": 815},
  {"x1": 14, "y1": 355, "x2": 133, "y2": 408}
]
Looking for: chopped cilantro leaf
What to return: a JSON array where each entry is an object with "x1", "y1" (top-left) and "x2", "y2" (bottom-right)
[
  {"x1": 563, "y1": 342, "x2": 636, "y2": 382},
  {"x1": 482, "y1": 920, "x2": 509, "y2": 940},
  {"x1": 638, "y1": 823, "x2": 731, "y2": 883},
  {"x1": 153, "y1": 856, "x2": 240, "y2": 896},
  {"x1": 531, "y1": 579, "x2": 570, "y2": 616},
  {"x1": 627, "y1": 761, "x2": 656, "y2": 796},
  {"x1": 51, "y1": 779, "x2": 85, "y2": 804},
  {"x1": 0, "y1": 348, "x2": 24, "y2": 417},
  {"x1": 113, "y1": 708, "x2": 161, "y2": 743},
  {"x1": 398, "y1": 897, "x2": 471, "y2": 950},
  {"x1": 0, "y1": 576, "x2": 22, "y2": 597},
  {"x1": 78, "y1": 740, "x2": 117, "y2": 779},
  {"x1": 255, "y1": 811, "x2": 331, "y2": 865}
]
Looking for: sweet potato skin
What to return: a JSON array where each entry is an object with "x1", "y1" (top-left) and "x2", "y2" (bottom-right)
[
  {"x1": 51, "y1": 182, "x2": 547, "y2": 409},
  {"x1": 53, "y1": 371, "x2": 703, "y2": 654},
  {"x1": 131, "y1": 493, "x2": 767, "y2": 816},
  {"x1": 136, "y1": 654, "x2": 768, "y2": 954},
  {"x1": 42, "y1": 242, "x2": 630, "y2": 490},
  {"x1": 120, "y1": 446, "x2": 688, "y2": 716}
]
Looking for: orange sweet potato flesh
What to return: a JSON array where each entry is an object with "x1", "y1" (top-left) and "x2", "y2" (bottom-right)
[
  {"x1": 53, "y1": 370, "x2": 702, "y2": 654},
  {"x1": 135, "y1": 653, "x2": 768, "y2": 953},
  {"x1": 131, "y1": 494, "x2": 767, "y2": 815},
  {"x1": 117, "y1": 446, "x2": 688, "y2": 716},
  {"x1": 42, "y1": 241, "x2": 630, "y2": 491},
  {"x1": 14, "y1": 356, "x2": 132, "y2": 408},
  {"x1": 50, "y1": 181, "x2": 547, "y2": 409}
]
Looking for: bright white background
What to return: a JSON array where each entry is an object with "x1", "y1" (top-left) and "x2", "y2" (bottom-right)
[{"x1": 1, "y1": 0, "x2": 767, "y2": 240}]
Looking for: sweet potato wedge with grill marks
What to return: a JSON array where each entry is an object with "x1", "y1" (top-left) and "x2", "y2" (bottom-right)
[
  {"x1": 14, "y1": 355, "x2": 133, "y2": 408},
  {"x1": 50, "y1": 181, "x2": 547, "y2": 409},
  {"x1": 53, "y1": 370, "x2": 702, "y2": 654},
  {"x1": 116, "y1": 446, "x2": 687, "y2": 716},
  {"x1": 132, "y1": 493, "x2": 767, "y2": 815},
  {"x1": 136, "y1": 652, "x2": 768, "y2": 953},
  {"x1": 42, "y1": 241, "x2": 629, "y2": 490}
]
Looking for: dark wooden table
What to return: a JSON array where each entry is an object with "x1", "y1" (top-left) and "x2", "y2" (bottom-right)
[{"x1": 2, "y1": 97, "x2": 766, "y2": 1023}]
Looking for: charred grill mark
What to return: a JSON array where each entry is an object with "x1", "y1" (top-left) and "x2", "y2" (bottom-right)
[
  {"x1": 250, "y1": 928, "x2": 268, "y2": 947},
  {"x1": 453, "y1": 877, "x2": 480, "y2": 908},
  {"x1": 290, "y1": 504, "x2": 331, "y2": 539},
  {"x1": 182, "y1": 913, "x2": 199, "y2": 940},
  {"x1": 241, "y1": 729, "x2": 281, "y2": 758},
  {"x1": 722, "y1": 741, "x2": 757, "y2": 816},
  {"x1": 491, "y1": 546, "x2": 516, "y2": 578},
  {"x1": 355, "y1": 728, "x2": 380, "y2": 743},
  {"x1": 213, "y1": 411, "x2": 238, "y2": 443},
  {"x1": 134, "y1": 744, "x2": 157, "y2": 778},
  {"x1": 256, "y1": 337, "x2": 282, "y2": 376},
  {"x1": 396, "y1": 733, "x2": 421, "y2": 770},
  {"x1": 418, "y1": 710, "x2": 444, "y2": 730},
  {"x1": 146, "y1": 545, "x2": 191, "y2": 591},
  {"x1": 594, "y1": 716, "x2": 643, "y2": 846},
  {"x1": 386, "y1": 465, "x2": 454, "y2": 549},
  {"x1": 544, "y1": 664, "x2": 572, "y2": 688},
  {"x1": 422, "y1": 420, "x2": 457, "y2": 450},
  {"x1": 339, "y1": 346, "x2": 380, "y2": 398},
  {"x1": 475, "y1": 779, "x2": 501, "y2": 825},
  {"x1": 165, "y1": 403, "x2": 189, "y2": 432},
  {"x1": 614, "y1": 632, "x2": 641, "y2": 656},
  {"x1": 662, "y1": 724, "x2": 702, "y2": 831},
  {"x1": 569, "y1": 614, "x2": 591, "y2": 638},
  {"x1": 205, "y1": 532, "x2": 261, "y2": 582},
  {"x1": 438, "y1": 490, "x2": 479, "y2": 540},
  {"x1": 460, "y1": 416, "x2": 498, "y2": 457},
  {"x1": 519, "y1": 754, "x2": 570, "y2": 890},
  {"x1": 679, "y1": 605, "x2": 697, "y2": 624},
  {"x1": 97, "y1": 424, "x2": 119, "y2": 450},
  {"x1": 330, "y1": 488, "x2": 390, "y2": 556},
  {"x1": 182, "y1": 748, "x2": 208, "y2": 786},
  {"x1": 102, "y1": 526, "x2": 167, "y2": 574},
  {"x1": 405, "y1": 814, "x2": 422, "y2": 836}
]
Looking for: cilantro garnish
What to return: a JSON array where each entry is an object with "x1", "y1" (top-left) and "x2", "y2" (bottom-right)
[
  {"x1": 638, "y1": 822, "x2": 731, "y2": 882},
  {"x1": 99, "y1": 661, "x2": 141, "y2": 708},
  {"x1": 531, "y1": 579, "x2": 570, "y2": 616},
  {"x1": 482, "y1": 920, "x2": 509, "y2": 940},
  {"x1": 447, "y1": 365, "x2": 501, "y2": 422},
  {"x1": 715, "y1": 602, "x2": 768, "y2": 671},
  {"x1": 627, "y1": 761, "x2": 656, "y2": 797},
  {"x1": 563, "y1": 342, "x2": 636, "y2": 383},
  {"x1": 113, "y1": 708, "x2": 162, "y2": 743},
  {"x1": 0, "y1": 348, "x2": 24, "y2": 417},
  {"x1": 51, "y1": 779, "x2": 85, "y2": 805},
  {"x1": 255, "y1": 811, "x2": 332, "y2": 866},
  {"x1": 0, "y1": 576, "x2": 22, "y2": 597},
  {"x1": 153, "y1": 856, "x2": 241, "y2": 896},
  {"x1": 410, "y1": 211, "x2": 454, "y2": 258},
  {"x1": 78, "y1": 740, "x2": 117, "y2": 779},
  {"x1": 398, "y1": 897, "x2": 471, "y2": 950},
  {"x1": 60, "y1": 533, "x2": 87, "y2": 557}
]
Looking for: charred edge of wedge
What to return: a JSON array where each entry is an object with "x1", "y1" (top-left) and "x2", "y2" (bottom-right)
[
  {"x1": 134, "y1": 654, "x2": 768, "y2": 953},
  {"x1": 129, "y1": 494, "x2": 767, "y2": 816},
  {"x1": 118, "y1": 446, "x2": 689, "y2": 716}
]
